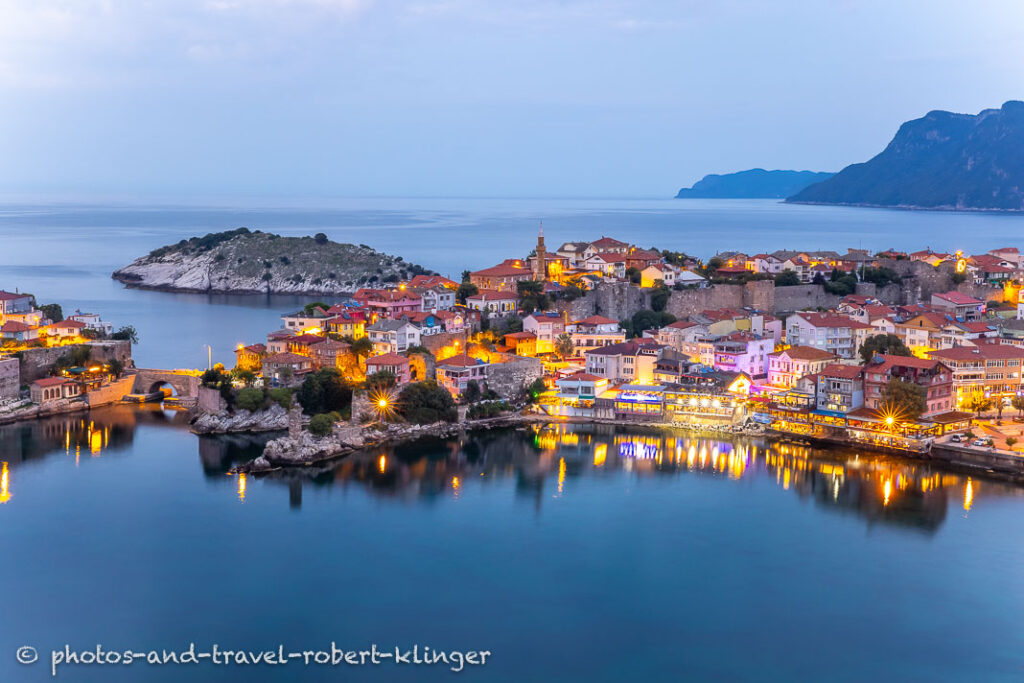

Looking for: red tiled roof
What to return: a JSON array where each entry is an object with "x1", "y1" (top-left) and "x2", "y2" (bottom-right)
[
  {"x1": 772, "y1": 345, "x2": 836, "y2": 361},
  {"x1": 504, "y1": 331, "x2": 537, "y2": 340},
  {"x1": 470, "y1": 262, "x2": 532, "y2": 278},
  {"x1": 1, "y1": 321, "x2": 32, "y2": 332},
  {"x1": 367, "y1": 352, "x2": 410, "y2": 366},
  {"x1": 438, "y1": 353, "x2": 486, "y2": 368},
  {"x1": 53, "y1": 319, "x2": 86, "y2": 329},
  {"x1": 572, "y1": 315, "x2": 618, "y2": 326},
  {"x1": 867, "y1": 354, "x2": 943, "y2": 372},
  {"x1": 263, "y1": 352, "x2": 310, "y2": 364},
  {"x1": 559, "y1": 371, "x2": 604, "y2": 382},
  {"x1": 407, "y1": 275, "x2": 458, "y2": 288},
  {"x1": 932, "y1": 291, "x2": 984, "y2": 306},
  {"x1": 930, "y1": 343, "x2": 1024, "y2": 361},
  {"x1": 792, "y1": 312, "x2": 872, "y2": 329},
  {"x1": 33, "y1": 377, "x2": 71, "y2": 387},
  {"x1": 469, "y1": 289, "x2": 519, "y2": 301},
  {"x1": 590, "y1": 236, "x2": 628, "y2": 248},
  {"x1": 819, "y1": 363, "x2": 864, "y2": 379},
  {"x1": 0, "y1": 290, "x2": 28, "y2": 301}
]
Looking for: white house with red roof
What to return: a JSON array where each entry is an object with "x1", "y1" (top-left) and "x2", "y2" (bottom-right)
[
  {"x1": 30, "y1": 377, "x2": 81, "y2": 404},
  {"x1": 582, "y1": 252, "x2": 627, "y2": 278},
  {"x1": 0, "y1": 320, "x2": 38, "y2": 342},
  {"x1": 767, "y1": 346, "x2": 837, "y2": 389},
  {"x1": 466, "y1": 289, "x2": 518, "y2": 314},
  {"x1": 785, "y1": 312, "x2": 872, "y2": 359},
  {"x1": 566, "y1": 315, "x2": 625, "y2": 355},
  {"x1": 48, "y1": 318, "x2": 87, "y2": 338},
  {"x1": 523, "y1": 312, "x2": 565, "y2": 354}
]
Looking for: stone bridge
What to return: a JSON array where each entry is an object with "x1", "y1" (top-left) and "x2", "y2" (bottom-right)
[{"x1": 131, "y1": 369, "x2": 201, "y2": 398}]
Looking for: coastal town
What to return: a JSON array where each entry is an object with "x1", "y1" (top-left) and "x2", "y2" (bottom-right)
[{"x1": 5, "y1": 227, "x2": 1024, "y2": 474}]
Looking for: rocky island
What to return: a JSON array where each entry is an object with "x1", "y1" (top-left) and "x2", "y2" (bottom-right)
[
  {"x1": 676, "y1": 168, "x2": 833, "y2": 199},
  {"x1": 112, "y1": 228, "x2": 436, "y2": 295}
]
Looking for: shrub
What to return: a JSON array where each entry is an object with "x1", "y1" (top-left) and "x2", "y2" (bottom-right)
[
  {"x1": 468, "y1": 401, "x2": 509, "y2": 419},
  {"x1": 314, "y1": 232, "x2": 329, "y2": 245},
  {"x1": 397, "y1": 381, "x2": 458, "y2": 424},
  {"x1": 235, "y1": 387, "x2": 264, "y2": 412},
  {"x1": 268, "y1": 387, "x2": 293, "y2": 410},
  {"x1": 308, "y1": 413, "x2": 335, "y2": 436}
]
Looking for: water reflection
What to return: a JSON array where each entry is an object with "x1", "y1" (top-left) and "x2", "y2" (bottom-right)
[{"x1": 4, "y1": 411, "x2": 1022, "y2": 534}]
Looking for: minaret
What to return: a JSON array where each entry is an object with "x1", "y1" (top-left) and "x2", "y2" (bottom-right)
[{"x1": 535, "y1": 221, "x2": 547, "y2": 281}]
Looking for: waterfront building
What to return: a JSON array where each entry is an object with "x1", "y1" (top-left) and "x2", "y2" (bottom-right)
[
  {"x1": 366, "y1": 352, "x2": 412, "y2": 385},
  {"x1": 324, "y1": 309, "x2": 367, "y2": 339},
  {"x1": 30, "y1": 377, "x2": 81, "y2": 403},
  {"x1": 354, "y1": 289, "x2": 423, "y2": 320},
  {"x1": 553, "y1": 371, "x2": 608, "y2": 417},
  {"x1": 712, "y1": 331, "x2": 774, "y2": 379},
  {"x1": 767, "y1": 346, "x2": 837, "y2": 389},
  {"x1": 261, "y1": 352, "x2": 313, "y2": 385},
  {"x1": 929, "y1": 341, "x2": 1024, "y2": 406},
  {"x1": 48, "y1": 318, "x2": 87, "y2": 339},
  {"x1": 582, "y1": 252, "x2": 627, "y2": 278},
  {"x1": 815, "y1": 364, "x2": 865, "y2": 415},
  {"x1": 861, "y1": 354, "x2": 954, "y2": 418},
  {"x1": 584, "y1": 340, "x2": 663, "y2": 384},
  {"x1": 436, "y1": 354, "x2": 488, "y2": 398},
  {"x1": 68, "y1": 310, "x2": 113, "y2": 336},
  {"x1": 785, "y1": 312, "x2": 872, "y2": 359},
  {"x1": 930, "y1": 291, "x2": 985, "y2": 321},
  {"x1": 654, "y1": 320, "x2": 708, "y2": 351},
  {"x1": 607, "y1": 384, "x2": 665, "y2": 422},
  {"x1": 0, "y1": 321, "x2": 39, "y2": 342},
  {"x1": 235, "y1": 343, "x2": 267, "y2": 372},
  {"x1": 0, "y1": 290, "x2": 34, "y2": 324},
  {"x1": 406, "y1": 274, "x2": 459, "y2": 290},
  {"x1": 310, "y1": 338, "x2": 351, "y2": 370},
  {"x1": 281, "y1": 306, "x2": 331, "y2": 332},
  {"x1": 624, "y1": 248, "x2": 663, "y2": 272}
]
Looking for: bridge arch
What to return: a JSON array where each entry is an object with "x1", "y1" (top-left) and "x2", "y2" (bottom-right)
[{"x1": 132, "y1": 370, "x2": 200, "y2": 399}]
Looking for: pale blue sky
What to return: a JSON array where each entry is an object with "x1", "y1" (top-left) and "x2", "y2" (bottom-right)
[{"x1": 0, "y1": 0, "x2": 1022, "y2": 199}]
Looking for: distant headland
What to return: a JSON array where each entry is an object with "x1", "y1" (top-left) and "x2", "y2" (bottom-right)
[
  {"x1": 111, "y1": 228, "x2": 436, "y2": 295},
  {"x1": 675, "y1": 169, "x2": 834, "y2": 199},
  {"x1": 787, "y1": 100, "x2": 1024, "y2": 211}
]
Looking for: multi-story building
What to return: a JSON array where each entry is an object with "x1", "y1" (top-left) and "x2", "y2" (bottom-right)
[
  {"x1": 414, "y1": 285, "x2": 456, "y2": 311},
  {"x1": 523, "y1": 312, "x2": 565, "y2": 354},
  {"x1": 767, "y1": 346, "x2": 837, "y2": 389},
  {"x1": 436, "y1": 354, "x2": 489, "y2": 397},
  {"x1": 815, "y1": 364, "x2": 864, "y2": 415},
  {"x1": 712, "y1": 331, "x2": 773, "y2": 379},
  {"x1": 566, "y1": 315, "x2": 625, "y2": 355},
  {"x1": 929, "y1": 341, "x2": 1024, "y2": 406},
  {"x1": 653, "y1": 320, "x2": 707, "y2": 351},
  {"x1": 930, "y1": 291, "x2": 985, "y2": 321},
  {"x1": 469, "y1": 260, "x2": 534, "y2": 292},
  {"x1": 785, "y1": 312, "x2": 872, "y2": 359},
  {"x1": 584, "y1": 340, "x2": 663, "y2": 384},
  {"x1": 366, "y1": 319, "x2": 421, "y2": 354},
  {"x1": 466, "y1": 289, "x2": 519, "y2": 314},
  {"x1": 354, "y1": 289, "x2": 423, "y2": 320},
  {"x1": 554, "y1": 371, "x2": 609, "y2": 417},
  {"x1": 366, "y1": 352, "x2": 412, "y2": 385},
  {"x1": 0, "y1": 290, "x2": 34, "y2": 324},
  {"x1": 862, "y1": 354, "x2": 954, "y2": 417}
]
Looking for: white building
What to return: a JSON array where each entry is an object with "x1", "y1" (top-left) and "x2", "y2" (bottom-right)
[{"x1": 785, "y1": 312, "x2": 872, "y2": 360}]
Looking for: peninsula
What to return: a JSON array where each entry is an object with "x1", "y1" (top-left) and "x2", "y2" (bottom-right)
[
  {"x1": 788, "y1": 100, "x2": 1024, "y2": 211},
  {"x1": 112, "y1": 228, "x2": 436, "y2": 295},
  {"x1": 675, "y1": 169, "x2": 833, "y2": 199}
]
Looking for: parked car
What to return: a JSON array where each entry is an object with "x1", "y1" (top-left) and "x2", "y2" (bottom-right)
[
  {"x1": 950, "y1": 434, "x2": 963, "y2": 443},
  {"x1": 972, "y1": 439, "x2": 988, "y2": 447}
]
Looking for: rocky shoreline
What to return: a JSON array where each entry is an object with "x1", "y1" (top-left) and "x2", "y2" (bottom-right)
[{"x1": 190, "y1": 404, "x2": 291, "y2": 434}]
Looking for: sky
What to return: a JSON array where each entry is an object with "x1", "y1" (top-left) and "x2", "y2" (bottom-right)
[{"x1": 0, "y1": 0, "x2": 1022, "y2": 199}]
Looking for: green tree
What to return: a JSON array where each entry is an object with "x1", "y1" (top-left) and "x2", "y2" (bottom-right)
[
  {"x1": 623, "y1": 310, "x2": 675, "y2": 338},
  {"x1": 231, "y1": 368, "x2": 257, "y2": 387},
  {"x1": 350, "y1": 336, "x2": 373, "y2": 359},
  {"x1": 308, "y1": 413, "x2": 335, "y2": 436},
  {"x1": 303, "y1": 301, "x2": 328, "y2": 314},
  {"x1": 554, "y1": 333, "x2": 575, "y2": 359},
  {"x1": 268, "y1": 387, "x2": 294, "y2": 409},
  {"x1": 650, "y1": 286, "x2": 670, "y2": 312},
  {"x1": 313, "y1": 232, "x2": 329, "y2": 245},
  {"x1": 859, "y1": 334, "x2": 913, "y2": 363},
  {"x1": 880, "y1": 379, "x2": 927, "y2": 422},
  {"x1": 107, "y1": 358, "x2": 124, "y2": 379},
  {"x1": 111, "y1": 325, "x2": 139, "y2": 343},
  {"x1": 396, "y1": 381, "x2": 458, "y2": 424},
  {"x1": 462, "y1": 379, "x2": 482, "y2": 403},
  {"x1": 296, "y1": 368, "x2": 352, "y2": 416},
  {"x1": 1006, "y1": 436, "x2": 1018, "y2": 450},
  {"x1": 625, "y1": 266, "x2": 642, "y2": 284},
  {"x1": 774, "y1": 270, "x2": 800, "y2": 287},
  {"x1": 365, "y1": 370, "x2": 397, "y2": 392},
  {"x1": 39, "y1": 303, "x2": 63, "y2": 323},
  {"x1": 516, "y1": 280, "x2": 549, "y2": 312},
  {"x1": 526, "y1": 377, "x2": 547, "y2": 403},
  {"x1": 456, "y1": 282, "x2": 479, "y2": 305}
]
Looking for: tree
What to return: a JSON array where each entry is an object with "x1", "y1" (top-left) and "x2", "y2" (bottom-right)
[
  {"x1": 525, "y1": 378, "x2": 547, "y2": 403},
  {"x1": 456, "y1": 282, "x2": 479, "y2": 305},
  {"x1": 774, "y1": 270, "x2": 800, "y2": 287},
  {"x1": 880, "y1": 379, "x2": 927, "y2": 422},
  {"x1": 461, "y1": 269, "x2": 472, "y2": 283},
  {"x1": 231, "y1": 368, "x2": 257, "y2": 387},
  {"x1": 996, "y1": 400, "x2": 1005, "y2": 420},
  {"x1": 350, "y1": 336, "x2": 373, "y2": 359},
  {"x1": 516, "y1": 280, "x2": 549, "y2": 312},
  {"x1": 313, "y1": 232, "x2": 329, "y2": 245},
  {"x1": 365, "y1": 370, "x2": 397, "y2": 392},
  {"x1": 859, "y1": 334, "x2": 912, "y2": 363},
  {"x1": 396, "y1": 381, "x2": 458, "y2": 424},
  {"x1": 650, "y1": 286, "x2": 670, "y2": 312},
  {"x1": 968, "y1": 395, "x2": 993, "y2": 417},
  {"x1": 462, "y1": 379, "x2": 482, "y2": 403},
  {"x1": 308, "y1": 413, "x2": 335, "y2": 436},
  {"x1": 951, "y1": 271, "x2": 967, "y2": 285},
  {"x1": 623, "y1": 309, "x2": 675, "y2": 338},
  {"x1": 39, "y1": 303, "x2": 63, "y2": 323},
  {"x1": 296, "y1": 368, "x2": 352, "y2": 416},
  {"x1": 107, "y1": 358, "x2": 124, "y2": 379},
  {"x1": 111, "y1": 325, "x2": 139, "y2": 343},
  {"x1": 303, "y1": 301, "x2": 328, "y2": 314},
  {"x1": 626, "y1": 266, "x2": 642, "y2": 284},
  {"x1": 554, "y1": 333, "x2": 575, "y2": 359},
  {"x1": 1006, "y1": 436, "x2": 1018, "y2": 450},
  {"x1": 1012, "y1": 395, "x2": 1024, "y2": 418}
]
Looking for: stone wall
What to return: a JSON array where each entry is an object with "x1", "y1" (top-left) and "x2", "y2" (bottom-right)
[
  {"x1": 197, "y1": 386, "x2": 227, "y2": 413},
  {"x1": 418, "y1": 330, "x2": 469, "y2": 356},
  {"x1": 486, "y1": 354, "x2": 543, "y2": 400},
  {"x1": 553, "y1": 281, "x2": 649, "y2": 322},
  {"x1": 772, "y1": 284, "x2": 843, "y2": 314},
  {"x1": 17, "y1": 340, "x2": 132, "y2": 383},
  {"x1": 0, "y1": 357, "x2": 19, "y2": 398},
  {"x1": 86, "y1": 376, "x2": 135, "y2": 407}
]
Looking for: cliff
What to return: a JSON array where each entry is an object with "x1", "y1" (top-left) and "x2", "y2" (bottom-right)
[
  {"x1": 112, "y1": 228, "x2": 436, "y2": 295},
  {"x1": 787, "y1": 101, "x2": 1024, "y2": 210},
  {"x1": 675, "y1": 169, "x2": 833, "y2": 198}
]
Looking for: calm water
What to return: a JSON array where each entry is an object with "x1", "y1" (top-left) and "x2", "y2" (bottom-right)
[
  {"x1": 1, "y1": 409, "x2": 1023, "y2": 682},
  {"x1": 3, "y1": 199, "x2": 1024, "y2": 682},
  {"x1": 1, "y1": 198, "x2": 1023, "y2": 367}
]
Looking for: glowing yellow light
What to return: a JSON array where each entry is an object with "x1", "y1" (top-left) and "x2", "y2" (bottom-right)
[
  {"x1": 0, "y1": 462, "x2": 10, "y2": 504},
  {"x1": 377, "y1": 398, "x2": 388, "y2": 409},
  {"x1": 883, "y1": 479, "x2": 892, "y2": 506},
  {"x1": 378, "y1": 455, "x2": 387, "y2": 473},
  {"x1": 237, "y1": 473, "x2": 247, "y2": 502},
  {"x1": 964, "y1": 479, "x2": 973, "y2": 511},
  {"x1": 558, "y1": 457, "x2": 566, "y2": 494},
  {"x1": 885, "y1": 416, "x2": 894, "y2": 426},
  {"x1": 593, "y1": 443, "x2": 607, "y2": 467},
  {"x1": 451, "y1": 476, "x2": 461, "y2": 491}
]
